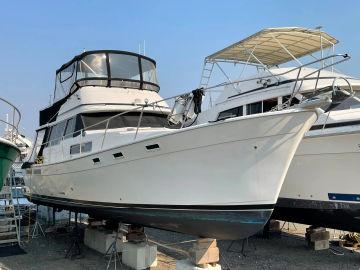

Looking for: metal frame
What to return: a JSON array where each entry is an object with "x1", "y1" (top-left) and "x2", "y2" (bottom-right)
[{"x1": 0, "y1": 97, "x2": 21, "y2": 143}]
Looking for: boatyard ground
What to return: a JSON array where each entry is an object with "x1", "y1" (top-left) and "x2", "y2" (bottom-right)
[{"x1": 0, "y1": 222, "x2": 359, "y2": 270}]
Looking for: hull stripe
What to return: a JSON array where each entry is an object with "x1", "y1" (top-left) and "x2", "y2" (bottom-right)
[
  {"x1": 27, "y1": 194, "x2": 275, "y2": 211},
  {"x1": 328, "y1": 193, "x2": 360, "y2": 202}
]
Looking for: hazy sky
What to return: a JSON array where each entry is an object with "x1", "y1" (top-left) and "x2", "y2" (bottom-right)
[{"x1": 1, "y1": 0, "x2": 360, "y2": 137}]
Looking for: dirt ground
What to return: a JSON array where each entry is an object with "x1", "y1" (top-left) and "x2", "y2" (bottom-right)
[{"x1": 0, "y1": 222, "x2": 359, "y2": 270}]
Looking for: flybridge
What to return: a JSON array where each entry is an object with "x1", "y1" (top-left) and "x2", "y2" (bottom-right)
[{"x1": 53, "y1": 50, "x2": 160, "y2": 102}]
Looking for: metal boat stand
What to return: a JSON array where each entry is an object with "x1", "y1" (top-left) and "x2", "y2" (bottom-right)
[
  {"x1": 65, "y1": 212, "x2": 82, "y2": 259},
  {"x1": 226, "y1": 237, "x2": 257, "y2": 257},
  {"x1": 281, "y1": 221, "x2": 297, "y2": 231},
  {"x1": 104, "y1": 223, "x2": 122, "y2": 270},
  {"x1": 31, "y1": 205, "x2": 45, "y2": 238}
]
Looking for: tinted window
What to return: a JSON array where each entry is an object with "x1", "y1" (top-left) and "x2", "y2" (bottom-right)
[
  {"x1": 283, "y1": 95, "x2": 300, "y2": 106},
  {"x1": 217, "y1": 106, "x2": 243, "y2": 120},
  {"x1": 247, "y1": 102, "x2": 262, "y2": 115},
  {"x1": 82, "y1": 112, "x2": 170, "y2": 130},
  {"x1": 263, "y1": 98, "x2": 278, "y2": 112}
]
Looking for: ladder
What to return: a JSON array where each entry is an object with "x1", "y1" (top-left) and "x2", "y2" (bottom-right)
[
  {"x1": 199, "y1": 60, "x2": 214, "y2": 89},
  {"x1": 0, "y1": 171, "x2": 21, "y2": 246}
]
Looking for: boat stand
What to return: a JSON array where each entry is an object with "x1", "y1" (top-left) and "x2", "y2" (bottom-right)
[
  {"x1": 226, "y1": 237, "x2": 256, "y2": 257},
  {"x1": 105, "y1": 223, "x2": 122, "y2": 270},
  {"x1": 281, "y1": 221, "x2": 297, "y2": 231},
  {"x1": 65, "y1": 212, "x2": 82, "y2": 259},
  {"x1": 31, "y1": 205, "x2": 45, "y2": 238}
]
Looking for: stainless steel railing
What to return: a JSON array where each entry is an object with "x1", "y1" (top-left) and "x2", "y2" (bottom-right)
[{"x1": 0, "y1": 97, "x2": 21, "y2": 143}]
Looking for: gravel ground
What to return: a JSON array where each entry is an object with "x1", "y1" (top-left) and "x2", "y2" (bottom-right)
[{"x1": 0, "y1": 222, "x2": 359, "y2": 270}]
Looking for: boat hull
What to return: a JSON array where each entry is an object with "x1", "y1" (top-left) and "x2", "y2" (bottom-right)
[
  {"x1": 0, "y1": 138, "x2": 20, "y2": 189},
  {"x1": 25, "y1": 109, "x2": 317, "y2": 239},
  {"x1": 273, "y1": 129, "x2": 360, "y2": 232}
]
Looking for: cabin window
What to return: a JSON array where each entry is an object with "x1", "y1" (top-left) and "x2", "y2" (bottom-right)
[
  {"x1": 64, "y1": 117, "x2": 76, "y2": 139},
  {"x1": 217, "y1": 106, "x2": 243, "y2": 120},
  {"x1": 331, "y1": 97, "x2": 360, "y2": 111},
  {"x1": 81, "y1": 112, "x2": 169, "y2": 130},
  {"x1": 70, "y1": 142, "x2": 92, "y2": 155},
  {"x1": 282, "y1": 95, "x2": 300, "y2": 106},
  {"x1": 246, "y1": 102, "x2": 262, "y2": 115},
  {"x1": 48, "y1": 121, "x2": 66, "y2": 146},
  {"x1": 263, "y1": 98, "x2": 278, "y2": 112}
]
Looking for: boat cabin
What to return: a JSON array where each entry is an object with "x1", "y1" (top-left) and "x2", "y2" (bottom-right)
[{"x1": 28, "y1": 50, "x2": 172, "y2": 165}]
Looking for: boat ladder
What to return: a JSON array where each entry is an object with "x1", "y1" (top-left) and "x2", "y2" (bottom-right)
[
  {"x1": 0, "y1": 172, "x2": 21, "y2": 246},
  {"x1": 199, "y1": 60, "x2": 214, "y2": 89}
]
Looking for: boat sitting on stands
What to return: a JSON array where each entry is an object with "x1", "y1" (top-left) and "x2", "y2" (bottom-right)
[
  {"x1": 23, "y1": 50, "x2": 318, "y2": 239},
  {"x1": 196, "y1": 27, "x2": 360, "y2": 232}
]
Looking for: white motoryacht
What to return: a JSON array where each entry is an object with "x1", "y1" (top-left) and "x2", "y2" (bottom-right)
[
  {"x1": 23, "y1": 50, "x2": 318, "y2": 239},
  {"x1": 197, "y1": 27, "x2": 360, "y2": 232}
]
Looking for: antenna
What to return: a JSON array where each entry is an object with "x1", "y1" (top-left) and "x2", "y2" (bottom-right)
[{"x1": 143, "y1": 40, "x2": 146, "y2": 56}]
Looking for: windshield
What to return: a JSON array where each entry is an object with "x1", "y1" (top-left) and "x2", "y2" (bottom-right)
[{"x1": 54, "y1": 51, "x2": 160, "y2": 102}]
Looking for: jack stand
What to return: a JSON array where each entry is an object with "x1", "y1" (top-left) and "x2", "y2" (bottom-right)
[
  {"x1": 226, "y1": 237, "x2": 256, "y2": 257},
  {"x1": 105, "y1": 223, "x2": 122, "y2": 270},
  {"x1": 281, "y1": 221, "x2": 297, "y2": 231},
  {"x1": 65, "y1": 212, "x2": 82, "y2": 259},
  {"x1": 31, "y1": 205, "x2": 45, "y2": 238}
]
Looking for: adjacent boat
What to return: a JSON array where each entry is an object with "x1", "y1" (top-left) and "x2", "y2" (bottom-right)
[
  {"x1": 196, "y1": 27, "x2": 360, "y2": 232},
  {"x1": 0, "y1": 98, "x2": 21, "y2": 190},
  {"x1": 23, "y1": 50, "x2": 318, "y2": 239}
]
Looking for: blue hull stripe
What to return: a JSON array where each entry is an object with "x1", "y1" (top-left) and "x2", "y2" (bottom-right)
[{"x1": 328, "y1": 193, "x2": 360, "y2": 202}]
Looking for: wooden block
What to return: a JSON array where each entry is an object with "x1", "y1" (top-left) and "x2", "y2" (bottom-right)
[
  {"x1": 310, "y1": 240, "x2": 329, "y2": 250},
  {"x1": 269, "y1": 220, "x2": 281, "y2": 232},
  {"x1": 190, "y1": 247, "x2": 219, "y2": 265},
  {"x1": 151, "y1": 252, "x2": 176, "y2": 270},
  {"x1": 193, "y1": 238, "x2": 217, "y2": 249},
  {"x1": 310, "y1": 231, "x2": 330, "y2": 242}
]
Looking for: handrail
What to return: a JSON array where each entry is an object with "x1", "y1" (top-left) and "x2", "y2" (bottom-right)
[
  {"x1": 32, "y1": 53, "x2": 353, "y2": 157},
  {"x1": 204, "y1": 54, "x2": 350, "y2": 93},
  {"x1": 0, "y1": 97, "x2": 21, "y2": 143}
]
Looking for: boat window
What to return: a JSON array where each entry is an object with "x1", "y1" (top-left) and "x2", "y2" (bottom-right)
[
  {"x1": 336, "y1": 97, "x2": 360, "y2": 110},
  {"x1": 64, "y1": 117, "x2": 76, "y2": 139},
  {"x1": 282, "y1": 95, "x2": 300, "y2": 106},
  {"x1": 48, "y1": 121, "x2": 66, "y2": 146},
  {"x1": 141, "y1": 59, "x2": 159, "y2": 91},
  {"x1": 82, "y1": 112, "x2": 170, "y2": 130},
  {"x1": 217, "y1": 106, "x2": 243, "y2": 120},
  {"x1": 263, "y1": 98, "x2": 278, "y2": 112},
  {"x1": 59, "y1": 62, "x2": 76, "y2": 83},
  {"x1": 109, "y1": 54, "x2": 140, "y2": 80},
  {"x1": 53, "y1": 51, "x2": 160, "y2": 103},
  {"x1": 70, "y1": 142, "x2": 92, "y2": 155},
  {"x1": 247, "y1": 102, "x2": 262, "y2": 115},
  {"x1": 70, "y1": 144, "x2": 80, "y2": 155},
  {"x1": 28, "y1": 128, "x2": 46, "y2": 161},
  {"x1": 77, "y1": 53, "x2": 108, "y2": 79}
]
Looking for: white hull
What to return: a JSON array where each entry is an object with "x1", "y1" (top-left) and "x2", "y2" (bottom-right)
[
  {"x1": 25, "y1": 109, "x2": 317, "y2": 239},
  {"x1": 275, "y1": 123, "x2": 360, "y2": 231}
]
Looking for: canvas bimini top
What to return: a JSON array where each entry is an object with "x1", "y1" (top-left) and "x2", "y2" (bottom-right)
[{"x1": 206, "y1": 27, "x2": 338, "y2": 67}]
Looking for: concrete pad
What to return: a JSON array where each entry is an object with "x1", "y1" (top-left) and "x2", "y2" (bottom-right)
[
  {"x1": 122, "y1": 242, "x2": 157, "y2": 270},
  {"x1": 84, "y1": 227, "x2": 126, "y2": 254}
]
